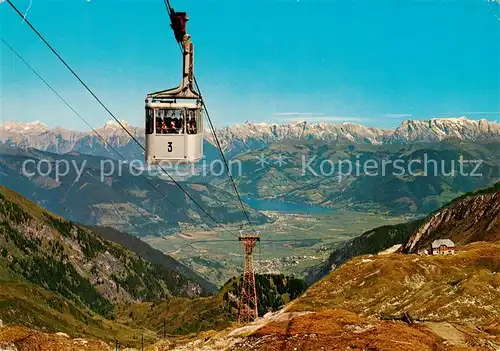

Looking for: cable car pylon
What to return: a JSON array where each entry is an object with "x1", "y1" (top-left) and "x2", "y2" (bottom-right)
[{"x1": 238, "y1": 231, "x2": 260, "y2": 323}]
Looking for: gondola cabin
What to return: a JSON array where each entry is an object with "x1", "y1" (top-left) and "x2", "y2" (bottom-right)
[
  {"x1": 145, "y1": 19, "x2": 203, "y2": 164},
  {"x1": 145, "y1": 99, "x2": 203, "y2": 164}
]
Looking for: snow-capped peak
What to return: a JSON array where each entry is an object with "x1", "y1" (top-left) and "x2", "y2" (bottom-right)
[
  {"x1": 102, "y1": 119, "x2": 131, "y2": 129},
  {"x1": 0, "y1": 121, "x2": 49, "y2": 133}
]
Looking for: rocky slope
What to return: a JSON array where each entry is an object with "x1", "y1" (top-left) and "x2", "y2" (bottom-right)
[
  {"x1": 238, "y1": 242, "x2": 500, "y2": 351},
  {"x1": 87, "y1": 226, "x2": 217, "y2": 294},
  {"x1": 137, "y1": 242, "x2": 500, "y2": 350},
  {"x1": 2, "y1": 117, "x2": 499, "y2": 159},
  {"x1": 402, "y1": 182, "x2": 500, "y2": 253},
  {"x1": 308, "y1": 181, "x2": 500, "y2": 282}
]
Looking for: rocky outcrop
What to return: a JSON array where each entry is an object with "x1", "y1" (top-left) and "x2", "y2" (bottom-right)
[{"x1": 402, "y1": 189, "x2": 500, "y2": 253}]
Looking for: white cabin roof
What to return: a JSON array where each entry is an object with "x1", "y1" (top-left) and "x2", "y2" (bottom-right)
[{"x1": 431, "y1": 239, "x2": 455, "y2": 249}]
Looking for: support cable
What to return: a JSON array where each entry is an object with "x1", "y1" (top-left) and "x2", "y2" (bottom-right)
[
  {"x1": 162, "y1": 0, "x2": 257, "y2": 234},
  {"x1": 5, "y1": 0, "x2": 238, "y2": 236}
]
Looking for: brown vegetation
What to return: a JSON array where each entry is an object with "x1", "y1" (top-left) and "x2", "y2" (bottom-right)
[
  {"x1": 232, "y1": 309, "x2": 489, "y2": 351},
  {"x1": 0, "y1": 325, "x2": 112, "y2": 351},
  {"x1": 289, "y1": 242, "x2": 500, "y2": 326}
]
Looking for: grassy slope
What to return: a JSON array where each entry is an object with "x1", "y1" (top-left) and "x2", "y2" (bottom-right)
[
  {"x1": 234, "y1": 309, "x2": 484, "y2": 351},
  {"x1": 115, "y1": 274, "x2": 308, "y2": 336},
  {"x1": 307, "y1": 219, "x2": 424, "y2": 283},
  {"x1": 0, "y1": 185, "x2": 223, "y2": 347},
  {"x1": 0, "y1": 325, "x2": 113, "y2": 351},
  {"x1": 0, "y1": 188, "x2": 155, "y2": 348},
  {"x1": 0, "y1": 264, "x2": 155, "y2": 347},
  {"x1": 292, "y1": 241, "x2": 500, "y2": 326}
]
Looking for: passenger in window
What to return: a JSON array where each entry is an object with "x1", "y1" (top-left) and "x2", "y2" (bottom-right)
[
  {"x1": 186, "y1": 117, "x2": 196, "y2": 134},
  {"x1": 156, "y1": 118, "x2": 162, "y2": 134},
  {"x1": 175, "y1": 118, "x2": 183, "y2": 134},
  {"x1": 191, "y1": 117, "x2": 197, "y2": 134},
  {"x1": 169, "y1": 120, "x2": 177, "y2": 133},
  {"x1": 161, "y1": 121, "x2": 167, "y2": 134}
]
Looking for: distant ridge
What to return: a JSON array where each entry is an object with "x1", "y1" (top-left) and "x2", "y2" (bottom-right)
[{"x1": 1, "y1": 117, "x2": 499, "y2": 159}]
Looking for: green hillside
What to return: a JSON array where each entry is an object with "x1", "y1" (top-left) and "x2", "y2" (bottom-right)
[
  {"x1": 116, "y1": 274, "x2": 308, "y2": 335},
  {"x1": 0, "y1": 185, "x2": 213, "y2": 316},
  {"x1": 0, "y1": 184, "x2": 307, "y2": 344}
]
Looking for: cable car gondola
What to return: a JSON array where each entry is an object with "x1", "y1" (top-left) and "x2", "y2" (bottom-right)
[{"x1": 145, "y1": 12, "x2": 203, "y2": 164}]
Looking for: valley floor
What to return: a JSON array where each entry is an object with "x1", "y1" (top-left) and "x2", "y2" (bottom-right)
[{"x1": 144, "y1": 210, "x2": 409, "y2": 286}]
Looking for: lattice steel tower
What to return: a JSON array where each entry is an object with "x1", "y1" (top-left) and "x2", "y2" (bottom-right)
[{"x1": 238, "y1": 233, "x2": 260, "y2": 323}]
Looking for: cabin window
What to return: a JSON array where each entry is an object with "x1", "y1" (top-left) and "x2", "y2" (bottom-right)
[
  {"x1": 156, "y1": 109, "x2": 184, "y2": 135},
  {"x1": 185, "y1": 109, "x2": 198, "y2": 135},
  {"x1": 145, "y1": 108, "x2": 154, "y2": 134},
  {"x1": 185, "y1": 108, "x2": 202, "y2": 135}
]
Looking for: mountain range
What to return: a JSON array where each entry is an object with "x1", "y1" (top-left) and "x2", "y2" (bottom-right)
[
  {"x1": 0, "y1": 117, "x2": 500, "y2": 230},
  {"x1": 1, "y1": 117, "x2": 499, "y2": 159}
]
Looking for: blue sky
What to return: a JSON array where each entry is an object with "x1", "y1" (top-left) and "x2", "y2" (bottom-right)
[{"x1": 1, "y1": 0, "x2": 499, "y2": 130}]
